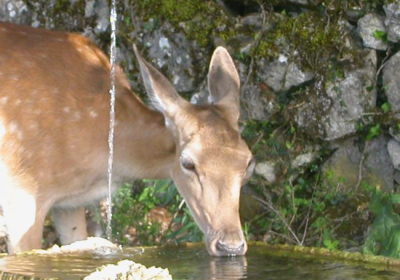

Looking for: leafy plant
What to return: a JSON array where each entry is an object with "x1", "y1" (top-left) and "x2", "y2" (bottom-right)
[
  {"x1": 373, "y1": 30, "x2": 388, "y2": 42},
  {"x1": 367, "y1": 124, "x2": 381, "y2": 140},
  {"x1": 364, "y1": 188, "x2": 400, "y2": 258},
  {"x1": 111, "y1": 179, "x2": 202, "y2": 246}
]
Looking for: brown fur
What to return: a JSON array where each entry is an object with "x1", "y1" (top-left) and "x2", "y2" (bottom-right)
[{"x1": 0, "y1": 21, "x2": 253, "y2": 256}]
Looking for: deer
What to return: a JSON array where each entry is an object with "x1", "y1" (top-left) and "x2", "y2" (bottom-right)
[{"x1": 0, "y1": 21, "x2": 255, "y2": 256}]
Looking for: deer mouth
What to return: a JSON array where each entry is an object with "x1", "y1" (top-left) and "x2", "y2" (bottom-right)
[{"x1": 206, "y1": 229, "x2": 247, "y2": 256}]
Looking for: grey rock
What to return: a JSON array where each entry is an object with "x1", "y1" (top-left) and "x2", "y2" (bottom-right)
[
  {"x1": 323, "y1": 50, "x2": 376, "y2": 140},
  {"x1": 138, "y1": 22, "x2": 205, "y2": 93},
  {"x1": 384, "y1": 3, "x2": 400, "y2": 43},
  {"x1": 255, "y1": 161, "x2": 276, "y2": 183},
  {"x1": 258, "y1": 56, "x2": 314, "y2": 92},
  {"x1": 383, "y1": 51, "x2": 400, "y2": 118},
  {"x1": 358, "y1": 13, "x2": 388, "y2": 50},
  {"x1": 388, "y1": 139, "x2": 400, "y2": 170},
  {"x1": 296, "y1": 49, "x2": 377, "y2": 141},
  {"x1": 322, "y1": 136, "x2": 394, "y2": 192},
  {"x1": 88, "y1": 0, "x2": 109, "y2": 34},
  {"x1": 0, "y1": 0, "x2": 29, "y2": 24},
  {"x1": 84, "y1": 260, "x2": 172, "y2": 280},
  {"x1": 241, "y1": 84, "x2": 276, "y2": 120},
  {"x1": 288, "y1": 0, "x2": 309, "y2": 4},
  {"x1": 394, "y1": 170, "x2": 400, "y2": 185},
  {"x1": 292, "y1": 151, "x2": 317, "y2": 169},
  {"x1": 389, "y1": 126, "x2": 400, "y2": 142},
  {"x1": 190, "y1": 89, "x2": 210, "y2": 106}
]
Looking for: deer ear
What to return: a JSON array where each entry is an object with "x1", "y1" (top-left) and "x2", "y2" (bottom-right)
[
  {"x1": 133, "y1": 44, "x2": 185, "y2": 117},
  {"x1": 207, "y1": 47, "x2": 241, "y2": 121}
]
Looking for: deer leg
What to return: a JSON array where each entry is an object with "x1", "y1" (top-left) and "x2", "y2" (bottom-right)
[
  {"x1": 52, "y1": 207, "x2": 88, "y2": 245},
  {"x1": 2, "y1": 189, "x2": 49, "y2": 254}
]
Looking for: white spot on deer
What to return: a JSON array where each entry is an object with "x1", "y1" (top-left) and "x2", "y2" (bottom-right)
[
  {"x1": 41, "y1": 54, "x2": 48, "y2": 59},
  {"x1": 32, "y1": 89, "x2": 39, "y2": 95},
  {"x1": 7, "y1": 122, "x2": 23, "y2": 140},
  {"x1": 15, "y1": 99, "x2": 21, "y2": 106},
  {"x1": 0, "y1": 97, "x2": 8, "y2": 105},
  {"x1": 1, "y1": 28, "x2": 7, "y2": 32},
  {"x1": 34, "y1": 109, "x2": 41, "y2": 115},
  {"x1": 19, "y1": 31, "x2": 27, "y2": 35},
  {"x1": 89, "y1": 110, "x2": 98, "y2": 118},
  {"x1": 63, "y1": 107, "x2": 70, "y2": 113},
  {"x1": 57, "y1": 38, "x2": 65, "y2": 42},
  {"x1": 9, "y1": 122, "x2": 18, "y2": 133},
  {"x1": 52, "y1": 88, "x2": 59, "y2": 94},
  {"x1": 11, "y1": 75, "x2": 20, "y2": 81},
  {"x1": 77, "y1": 48, "x2": 83, "y2": 53}
]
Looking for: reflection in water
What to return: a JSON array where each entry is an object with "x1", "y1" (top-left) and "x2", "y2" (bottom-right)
[
  {"x1": 1, "y1": 244, "x2": 400, "y2": 280},
  {"x1": 208, "y1": 256, "x2": 247, "y2": 280}
]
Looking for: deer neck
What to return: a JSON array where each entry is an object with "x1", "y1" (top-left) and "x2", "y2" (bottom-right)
[{"x1": 112, "y1": 88, "x2": 176, "y2": 181}]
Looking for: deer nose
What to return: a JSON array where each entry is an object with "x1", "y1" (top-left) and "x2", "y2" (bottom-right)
[{"x1": 215, "y1": 233, "x2": 247, "y2": 256}]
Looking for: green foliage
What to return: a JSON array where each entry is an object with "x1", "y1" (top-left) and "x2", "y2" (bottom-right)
[
  {"x1": 367, "y1": 124, "x2": 381, "y2": 140},
  {"x1": 373, "y1": 30, "x2": 388, "y2": 42},
  {"x1": 136, "y1": 0, "x2": 234, "y2": 47},
  {"x1": 111, "y1": 180, "x2": 202, "y2": 246},
  {"x1": 364, "y1": 188, "x2": 400, "y2": 258},
  {"x1": 381, "y1": 102, "x2": 391, "y2": 113},
  {"x1": 253, "y1": 10, "x2": 353, "y2": 73},
  {"x1": 323, "y1": 230, "x2": 339, "y2": 250}
]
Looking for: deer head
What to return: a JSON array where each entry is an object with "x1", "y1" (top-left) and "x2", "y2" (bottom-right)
[{"x1": 134, "y1": 46, "x2": 255, "y2": 256}]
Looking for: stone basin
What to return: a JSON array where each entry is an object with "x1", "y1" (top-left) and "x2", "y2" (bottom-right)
[{"x1": 1, "y1": 240, "x2": 400, "y2": 279}]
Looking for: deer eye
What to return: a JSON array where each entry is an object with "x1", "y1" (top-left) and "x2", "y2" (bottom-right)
[{"x1": 180, "y1": 155, "x2": 196, "y2": 172}]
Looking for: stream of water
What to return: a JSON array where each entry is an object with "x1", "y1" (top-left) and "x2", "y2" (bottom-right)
[
  {"x1": 1, "y1": 244, "x2": 400, "y2": 279},
  {"x1": 106, "y1": 0, "x2": 118, "y2": 241}
]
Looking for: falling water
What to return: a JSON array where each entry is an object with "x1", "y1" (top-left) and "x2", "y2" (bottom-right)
[{"x1": 106, "y1": 0, "x2": 117, "y2": 241}]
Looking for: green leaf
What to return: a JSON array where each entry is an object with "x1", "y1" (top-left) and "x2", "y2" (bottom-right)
[
  {"x1": 373, "y1": 30, "x2": 387, "y2": 42},
  {"x1": 381, "y1": 102, "x2": 391, "y2": 113},
  {"x1": 367, "y1": 124, "x2": 380, "y2": 140},
  {"x1": 391, "y1": 194, "x2": 400, "y2": 204}
]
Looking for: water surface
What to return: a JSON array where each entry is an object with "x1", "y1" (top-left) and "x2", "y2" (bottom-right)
[{"x1": 0, "y1": 244, "x2": 399, "y2": 279}]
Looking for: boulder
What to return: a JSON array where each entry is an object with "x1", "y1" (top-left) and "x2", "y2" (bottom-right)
[
  {"x1": 384, "y1": 3, "x2": 400, "y2": 43},
  {"x1": 322, "y1": 136, "x2": 394, "y2": 192},
  {"x1": 358, "y1": 13, "x2": 388, "y2": 50},
  {"x1": 383, "y1": 51, "x2": 400, "y2": 118},
  {"x1": 388, "y1": 139, "x2": 400, "y2": 171}
]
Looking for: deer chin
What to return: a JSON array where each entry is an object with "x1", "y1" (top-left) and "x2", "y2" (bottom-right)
[{"x1": 205, "y1": 228, "x2": 247, "y2": 257}]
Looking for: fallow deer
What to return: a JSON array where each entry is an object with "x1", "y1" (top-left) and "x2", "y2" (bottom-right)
[{"x1": 0, "y1": 21, "x2": 254, "y2": 256}]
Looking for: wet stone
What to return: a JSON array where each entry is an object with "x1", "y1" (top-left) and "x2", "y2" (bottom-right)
[
  {"x1": 255, "y1": 161, "x2": 276, "y2": 183},
  {"x1": 357, "y1": 13, "x2": 388, "y2": 50},
  {"x1": 322, "y1": 136, "x2": 394, "y2": 192},
  {"x1": 383, "y1": 51, "x2": 400, "y2": 118},
  {"x1": 0, "y1": 0, "x2": 29, "y2": 24},
  {"x1": 84, "y1": 260, "x2": 172, "y2": 280},
  {"x1": 388, "y1": 139, "x2": 400, "y2": 171},
  {"x1": 384, "y1": 3, "x2": 400, "y2": 43},
  {"x1": 257, "y1": 56, "x2": 314, "y2": 92}
]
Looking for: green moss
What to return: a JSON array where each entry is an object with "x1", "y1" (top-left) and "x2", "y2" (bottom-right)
[
  {"x1": 253, "y1": 11, "x2": 355, "y2": 75},
  {"x1": 136, "y1": 0, "x2": 235, "y2": 47}
]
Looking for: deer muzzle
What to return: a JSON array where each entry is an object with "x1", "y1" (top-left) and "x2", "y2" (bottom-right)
[{"x1": 207, "y1": 230, "x2": 247, "y2": 256}]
